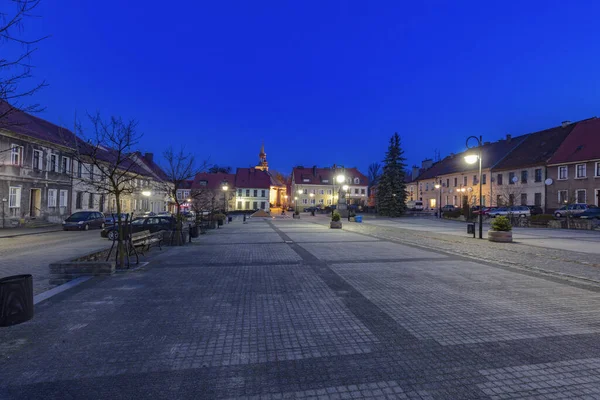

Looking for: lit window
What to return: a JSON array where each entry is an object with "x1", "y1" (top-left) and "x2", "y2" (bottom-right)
[{"x1": 8, "y1": 187, "x2": 21, "y2": 208}]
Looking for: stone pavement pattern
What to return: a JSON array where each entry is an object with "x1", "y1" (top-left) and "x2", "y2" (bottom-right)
[{"x1": 2, "y1": 218, "x2": 600, "y2": 398}]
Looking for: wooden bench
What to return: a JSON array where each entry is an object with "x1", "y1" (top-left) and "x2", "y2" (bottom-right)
[{"x1": 130, "y1": 230, "x2": 163, "y2": 256}]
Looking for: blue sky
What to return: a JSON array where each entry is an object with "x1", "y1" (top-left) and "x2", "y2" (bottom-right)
[{"x1": 16, "y1": 0, "x2": 600, "y2": 176}]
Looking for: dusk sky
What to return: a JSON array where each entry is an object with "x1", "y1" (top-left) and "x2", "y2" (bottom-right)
[{"x1": 18, "y1": 1, "x2": 600, "y2": 176}]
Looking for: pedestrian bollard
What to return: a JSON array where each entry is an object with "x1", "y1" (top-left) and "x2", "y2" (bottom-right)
[
  {"x1": 189, "y1": 224, "x2": 192, "y2": 243},
  {"x1": 243, "y1": 214, "x2": 246, "y2": 222}
]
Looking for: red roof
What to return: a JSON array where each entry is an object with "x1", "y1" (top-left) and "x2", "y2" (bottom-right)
[
  {"x1": 191, "y1": 172, "x2": 236, "y2": 190},
  {"x1": 234, "y1": 168, "x2": 271, "y2": 189},
  {"x1": 547, "y1": 118, "x2": 600, "y2": 164},
  {"x1": 292, "y1": 166, "x2": 368, "y2": 186}
]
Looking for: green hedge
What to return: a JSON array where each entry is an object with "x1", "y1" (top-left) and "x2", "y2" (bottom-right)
[{"x1": 443, "y1": 210, "x2": 462, "y2": 219}]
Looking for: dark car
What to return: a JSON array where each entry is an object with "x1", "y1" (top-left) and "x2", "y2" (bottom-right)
[
  {"x1": 526, "y1": 205, "x2": 544, "y2": 216},
  {"x1": 441, "y1": 205, "x2": 456, "y2": 212},
  {"x1": 105, "y1": 213, "x2": 130, "y2": 226},
  {"x1": 101, "y1": 216, "x2": 176, "y2": 240},
  {"x1": 303, "y1": 206, "x2": 319, "y2": 212},
  {"x1": 576, "y1": 207, "x2": 600, "y2": 220},
  {"x1": 63, "y1": 211, "x2": 105, "y2": 231}
]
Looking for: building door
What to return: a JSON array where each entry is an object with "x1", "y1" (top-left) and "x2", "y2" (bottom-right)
[
  {"x1": 29, "y1": 188, "x2": 41, "y2": 218},
  {"x1": 596, "y1": 189, "x2": 600, "y2": 207}
]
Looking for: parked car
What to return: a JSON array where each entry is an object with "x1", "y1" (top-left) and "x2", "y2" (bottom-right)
[
  {"x1": 553, "y1": 203, "x2": 593, "y2": 218},
  {"x1": 157, "y1": 211, "x2": 173, "y2": 217},
  {"x1": 488, "y1": 206, "x2": 530, "y2": 218},
  {"x1": 101, "y1": 216, "x2": 176, "y2": 240},
  {"x1": 441, "y1": 205, "x2": 456, "y2": 212},
  {"x1": 63, "y1": 211, "x2": 106, "y2": 231},
  {"x1": 577, "y1": 208, "x2": 600, "y2": 220},
  {"x1": 104, "y1": 213, "x2": 130, "y2": 226},
  {"x1": 472, "y1": 206, "x2": 493, "y2": 215},
  {"x1": 526, "y1": 205, "x2": 544, "y2": 216},
  {"x1": 406, "y1": 201, "x2": 424, "y2": 211},
  {"x1": 303, "y1": 206, "x2": 320, "y2": 212}
]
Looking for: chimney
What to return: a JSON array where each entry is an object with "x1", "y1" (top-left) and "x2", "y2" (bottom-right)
[
  {"x1": 450, "y1": 153, "x2": 455, "y2": 158},
  {"x1": 421, "y1": 159, "x2": 433, "y2": 170},
  {"x1": 144, "y1": 152, "x2": 154, "y2": 162},
  {"x1": 312, "y1": 165, "x2": 317, "y2": 176},
  {"x1": 412, "y1": 166, "x2": 420, "y2": 180},
  {"x1": 506, "y1": 134, "x2": 511, "y2": 141},
  {"x1": 562, "y1": 120, "x2": 571, "y2": 128}
]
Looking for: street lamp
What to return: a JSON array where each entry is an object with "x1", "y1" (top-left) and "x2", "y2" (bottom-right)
[
  {"x1": 221, "y1": 179, "x2": 228, "y2": 213},
  {"x1": 434, "y1": 183, "x2": 441, "y2": 218},
  {"x1": 297, "y1": 189, "x2": 302, "y2": 213},
  {"x1": 465, "y1": 135, "x2": 483, "y2": 239}
]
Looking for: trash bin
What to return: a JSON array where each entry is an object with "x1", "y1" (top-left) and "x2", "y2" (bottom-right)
[
  {"x1": 467, "y1": 223, "x2": 475, "y2": 235},
  {"x1": 228, "y1": 216, "x2": 232, "y2": 223},
  {"x1": 0, "y1": 274, "x2": 34, "y2": 327},
  {"x1": 355, "y1": 215, "x2": 363, "y2": 223},
  {"x1": 190, "y1": 225, "x2": 199, "y2": 238}
]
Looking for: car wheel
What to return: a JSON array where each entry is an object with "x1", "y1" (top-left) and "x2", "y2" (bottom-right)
[
  {"x1": 108, "y1": 230, "x2": 118, "y2": 241},
  {"x1": 101, "y1": 223, "x2": 105, "y2": 229},
  {"x1": 554, "y1": 212, "x2": 561, "y2": 218},
  {"x1": 84, "y1": 224, "x2": 89, "y2": 231},
  {"x1": 520, "y1": 214, "x2": 526, "y2": 218}
]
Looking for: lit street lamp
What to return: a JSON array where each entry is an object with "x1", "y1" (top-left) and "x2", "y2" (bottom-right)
[
  {"x1": 221, "y1": 179, "x2": 229, "y2": 214},
  {"x1": 465, "y1": 135, "x2": 483, "y2": 239},
  {"x1": 434, "y1": 183, "x2": 441, "y2": 218}
]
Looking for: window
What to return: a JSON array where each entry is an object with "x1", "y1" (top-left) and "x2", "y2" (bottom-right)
[
  {"x1": 496, "y1": 195, "x2": 502, "y2": 206},
  {"x1": 99, "y1": 195, "x2": 105, "y2": 212},
  {"x1": 33, "y1": 150, "x2": 42, "y2": 170},
  {"x1": 521, "y1": 170, "x2": 528, "y2": 184},
  {"x1": 237, "y1": 201, "x2": 242, "y2": 209},
  {"x1": 596, "y1": 162, "x2": 600, "y2": 177},
  {"x1": 310, "y1": 199, "x2": 315, "y2": 204},
  {"x1": 354, "y1": 188, "x2": 359, "y2": 194},
  {"x1": 361, "y1": 189, "x2": 365, "y2": 194},
  {"x1": 246, "y1": 189, "x2": 250, "y2": 197},
  {"x1": 534, "y1": 193, "x2": 542, "y2": 206},
  {"x1": 88, "y1": 193, "x2": 94, "y2": 209},
  {"x1": 76, "y1": 192, "x2": 83, "y2": 209},
  {"x1": 10, "y1": 145, "x2": 23, "y2": 166},
  {"x1": 319, "y1": 189, "x2": 324, "y2": 195},
  {"x1": 61, "y1": 157, "x2": 70, "y2": 174},
  {"x1": 303, "y1": 189, "x2": 307, "y2": 194},
  {"x1": 473, "y1": 175, "x2": 477, "y2": 185},
  {"x1": 49, "y1": 154, "x2": 57, "y2": 172},
  {"x1": 322, "y1": 179, "x2": 329, "y2": 183},
  {"x1": 497, "y1": 174, "x2": 503, "y2": 185},
  {"x1": 253, "y1": 190, "x2": 258, "y2": 197},
  {"x1": 425, "y1": 183, "x2": 429, "y2": 191},
  {"x1": 354, "y1": 178, "x2": 359, "y2": 184},
  {"x1": 133, "y1": 199, "x2": 137, "y2": 210},
  {"x1": 59, "y1": 190, "x2": 68, "y2": 207},
  {"x1": 577, "y1": 189, "x2": 586, "y2": 203},
  {"x1": 558, "y1": 190, "x2": 568, "y2": 204},
  {"x1": 260, "y1": 202, "x2": 266, "y2": 209},
  {"x1": 303, "y1": 178, "x2": 309, "y2": 182},
  {"x1": 509, "y1": 172, "x2": 515, "y2": 184},
  {"x1": 463, "y1": 176, "x2": 467, "y2": 186},
  {"x1": 446, "y1": 178, "x2": 450, "y2": 187},
  {"x1": 508, "y1": 194, "x2": 515, "y2": 206},
  {"x1": 453, "y1": 177, "x2": 457, "y2": 187},
  {"x1": 327, "y1": 189, "x2": 332, "y2": 195},
  {"x1": 520, "y1": 193, "x2": 527, "y2": 205},
  {"x1": 535, "y1": 169, "x2": 542, "y2": 182},
  {"x1": 558, "y1": 166, "x2": 568, "y2": 180},
  {"x1": 89, "y1": 164, "x2": 94, "y2": 180},
  {"x1": 8, "y1": 187, "x2": 21, "y2": 208},
  {"x1": 302, "y1": 198, "x2": 308, "y2": 204},
  {"x1": 261, "y1": 190, "x2": 266, "y2": 197},
  {"x1": 245, "y1": 201, "x2": 250, "y2": 210},
  {"x1": 576, "y1": 164, "x2": 586, "y2": 178},
  {"x1": 48, "y1": 189, "x2": 57, "y2": 207},
  {"x1": 482, "y1": 174, "x2": 486, "y2": 184},
  {"x1": 327, "y1": 199, "x2": 332, "y2": 205},
  {"x1": 453, "y1": 195, "x2": 457, "y2": 205},
  {"x1": 176, "y1": 191, "x2": 182, "y2": 200},
  {"x1": 253, "y1": 201, "x2": 257, "y2": 209},
  {"x1": 318, "y1": 199, "x2": 324, "y2": 204}
]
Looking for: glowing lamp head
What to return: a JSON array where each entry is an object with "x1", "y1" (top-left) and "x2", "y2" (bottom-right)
[
  {"x1": 142, "y1": 190, "x2": 151, "y2": 197},
  {"x1": 336, "y1": 174, "x2": 345, "y2": 184},
  {"x1": 342, "y1": 185, "x2": 349, "y2": 191},
  {"x1": 464, "y1": 154, "x2": 479, "y2": 165},
  {"x1": 434, "y1": 184, "x2": 441, "y2": 189}
]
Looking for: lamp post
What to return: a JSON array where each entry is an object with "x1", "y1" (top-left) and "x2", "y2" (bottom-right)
[
  {"x1": 336, "y1": 173, "x2": 348, "y2": 217},
  {"x1": 1, "y1": 198, "x2": 7, "y2": 229},
  {"x1": 465, "y1": 135, "x2": 483, "y2": 239},
  {"x1": 434, "y1": 183, "x2": 441, "y2": 218},
  {"x1": 297, "y1": 189, "x2": 303, "y2": 214},
  {"x1": 221, "y1": 179, "x2": 228, "y2": 214}
]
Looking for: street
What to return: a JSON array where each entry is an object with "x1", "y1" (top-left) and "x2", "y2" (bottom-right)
[
  {"x1": 0, "y1": 229, "x2": 108, "y2": 295},
  {"x1": 2, "y1": 217, "x2": 600, "y2": 398}
]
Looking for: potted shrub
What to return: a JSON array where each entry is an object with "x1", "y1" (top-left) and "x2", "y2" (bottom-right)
[
  {"x1": 488, "y1": 216, "x2": 512, "y2": 242},
  {"x1": 330, "y1": 211, "x2": 342, "y2": 229}
]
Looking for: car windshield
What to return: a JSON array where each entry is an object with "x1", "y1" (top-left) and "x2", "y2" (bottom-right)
[
  {"x1": 131, "y1": 218, "x2": 145, "y2": 225},
  {"x1": 66, "y1": 212, "x2": 91, "y2": 222}
]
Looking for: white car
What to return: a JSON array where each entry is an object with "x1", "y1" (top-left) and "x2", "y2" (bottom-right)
[{"x1": 488, "y1": 206, "x2": 530, "y2": 218}]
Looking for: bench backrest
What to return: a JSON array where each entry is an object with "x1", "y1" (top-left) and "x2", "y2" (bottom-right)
[{"x1": 131, "y1": 230, "x2": 151, "y2": 240}]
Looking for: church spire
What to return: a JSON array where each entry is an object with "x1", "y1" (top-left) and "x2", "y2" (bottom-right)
[{"x1": 256, "y1": 141, "x2": 268, "y2": 171}]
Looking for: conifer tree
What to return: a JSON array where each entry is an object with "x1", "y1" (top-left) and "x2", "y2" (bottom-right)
[{"x1": 377, "y1": 132, "x2": 407, "y2": 216}]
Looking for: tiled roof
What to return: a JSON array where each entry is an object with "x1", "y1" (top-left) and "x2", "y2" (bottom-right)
[
  {"x1": 417, "y1": 135, "x2": 529, "y2": 180},
  {"x1": 495, "y1": 121, "x2": 587, "y2": 170},
  {"x1": 292, "y1": 166, "x2": 368, "y2": 186},
  {"x1": 133, "y1": 152, "x2": 169, "y2": 181},
  {"x1": 235, "y1": 168, "x2": 271, "y2": 189},
  {"x1": 547, "y1": 118, "x2": 600, "y2": 164},
  {"x1": 191, "y1": 172, "x2": 236, "y2": 191}
]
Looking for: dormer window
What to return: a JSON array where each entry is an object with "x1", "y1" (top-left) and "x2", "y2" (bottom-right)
[
  {"x1": 303, "y1": 178, "x2": 310, "y2": 182},
  {"x1": 199, "y1": 180, "x2": 208, "y2": 186},
  {"x1": 354, "y1": 178, "x2": 360, "y2": 184}
]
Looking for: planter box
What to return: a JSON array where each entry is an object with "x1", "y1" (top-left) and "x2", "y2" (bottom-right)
[
  {"x1": 488, "y1": 230, "x2": 512, "y2": 243},
  {"x1": 330, "y1": 221, "x2": 342, "y2": 229}
]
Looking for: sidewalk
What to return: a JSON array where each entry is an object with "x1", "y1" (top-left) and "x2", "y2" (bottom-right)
[{"x1": 0, "y1": 225, "x2": 63, "y2": 238}]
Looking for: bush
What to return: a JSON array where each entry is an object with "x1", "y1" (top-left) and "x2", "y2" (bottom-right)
[
  {"x1": 332, "y1": 211, "x2": 341, "y2": 222},
  {"x1": 491, "y1": 216, "x2": 512, "y2": 231},
  {"x1": 443, "y1": 210, "x2": 462, "y2": 219},
  {"x1": 530, "y1": 214, "x2": 555, "y2": 223}
]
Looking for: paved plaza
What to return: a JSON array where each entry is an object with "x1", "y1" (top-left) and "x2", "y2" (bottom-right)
[{"x1": 2, "y1": 218, "x2": 600, "y2": 399}]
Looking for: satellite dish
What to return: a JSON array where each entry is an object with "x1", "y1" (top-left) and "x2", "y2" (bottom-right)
[
  {"x1": 545, "y1": 178, "x2": 553, "y2": 185},
  {"x1": 511, "y1": 176, "x2": 518, "y2": 183},
  {"x1": 468, "y1": 187, "x2": 473, "y2": 192}
]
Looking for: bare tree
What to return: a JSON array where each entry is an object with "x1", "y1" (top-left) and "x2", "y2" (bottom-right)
[
  {"x1": 368, "y1": 162, "x2": 381, "y2": 190},
  {"x1": 208, "y1": 164, "x2": 231, "y2": 174},
  {"x1": 66, "y1": 113, "x2": 143, "y2": 268},
  {"x1": 0, "y1": 0, "x2": 49, "y2": 122},
  {"x1": 160, "y1": 147, "x2": 207, "y2": 245}
]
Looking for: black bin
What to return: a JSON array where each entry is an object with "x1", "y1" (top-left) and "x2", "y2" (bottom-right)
[
  {"x1": 228, "y1": 216, "x2": 232, "y2": 223},
  {"x1": 0, "y1": 274, "x2": 34, "y2": 327},
  {"x1": 467, "y1": 223, "x2": 475, "y2": 235},
  {"x1": 190, "y1": 225, "x2": 199, "y2": 238}
]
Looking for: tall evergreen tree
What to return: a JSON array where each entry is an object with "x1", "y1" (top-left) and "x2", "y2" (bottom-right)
[{"x1": 377, "y1": 132, "x2": 407, "y2": 216}]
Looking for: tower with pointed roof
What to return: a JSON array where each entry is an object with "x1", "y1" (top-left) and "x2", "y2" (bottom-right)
[{"x1": 256, "y1": 142, "x2": 268, "y2": 171}]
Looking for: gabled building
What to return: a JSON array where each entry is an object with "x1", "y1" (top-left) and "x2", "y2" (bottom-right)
[
  {"x1": 291, "y1": 165, "x2": 368, "y2": 209},
  {"x1": 547, "y1": 118, "x2": 600, "y2": 210},
  {"x1": 234, "y1": 167, "x2": 271, "y2": 211},
  {"x1": 190, "y1": 172, "x2": 236, "y2": 213}
]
